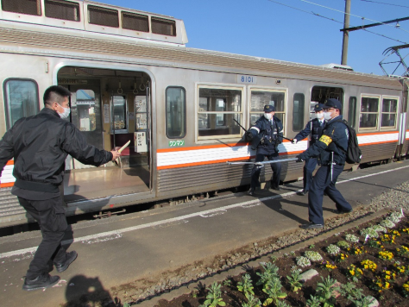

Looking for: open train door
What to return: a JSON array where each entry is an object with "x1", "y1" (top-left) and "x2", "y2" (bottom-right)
[{"x1": 58, "y1": 67, "x2": 152, "y2": 202}]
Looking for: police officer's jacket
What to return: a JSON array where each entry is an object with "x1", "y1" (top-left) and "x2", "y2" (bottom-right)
[
  {"x1": 294, "y1": 118, "x2": 325, "y2": 146},
  {"x1": 298, "y1": 115, "x2": 348, "y2": 165},
  {"x1": 0, "y1": 108, "x2": 113, "y2": 193},
  {"x1": 249, "y1": 116, "x2": 283, "y2": 155}
]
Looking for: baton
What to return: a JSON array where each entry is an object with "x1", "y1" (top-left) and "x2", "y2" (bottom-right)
[
  {"x1": 115, "y1": 140, "x2": 131, "y2": 167},
  {"x1": 233, "y1": 119, "x2": 248, "y2": 133},
  {"x1": 227, "y1": 157, "x2": 298, "y2": 166},
  {"x1": 233, "y1": 119, "x2": 292, "y2": 142}
]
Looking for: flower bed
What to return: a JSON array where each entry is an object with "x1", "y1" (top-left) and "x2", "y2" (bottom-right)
[{"x1": 154, "y1": 211, "x2": 409, "y2": 307}]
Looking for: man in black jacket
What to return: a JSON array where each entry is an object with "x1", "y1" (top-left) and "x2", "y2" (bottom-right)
[
  {"x1": 0, "y1": 85, "x2": 120, "y2": 291},
  {"x1": 292, "y1": 103, "x2": 326, "y2": 195},
  {"x1": 247, "y1": 105, "x2": 283, "y2": 195}
]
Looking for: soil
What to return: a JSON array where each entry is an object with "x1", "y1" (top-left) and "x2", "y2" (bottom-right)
[{"x1": 154, "y1": 214, "x2": 409, "y2": 307}]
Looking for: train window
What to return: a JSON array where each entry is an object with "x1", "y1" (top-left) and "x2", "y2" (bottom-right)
[
  {"x1": 198, "y1": 87, "x2": 242, "y2": 138},
  {"x1": 151, "y1": 17, "x2": 176, "y2": 36},
  {"x1": 122, "y1": 12, "x2": 149, "y2": 32},
  {"x1": 381, "y1": 98, "x2": 398, "y2": 128},
  {"x1": 292, "y1": 93, "x2": 304, "y2": 131},
  {"x1": 112, "y1": 95, "x2": 127, "y2": 131},
  {"x1": 3, "y1": 79, "x2": 39, "y2": 130},
  {"x1": 348, "y1": 97, "x2": 357, "y2": 129},
  {"x1": 166, "y1": 87, "x2": 186, "y2": 138},
  {"x1": 359, "y1": 97, "x2": 379, "y2": 129},
  {"x1": 45, "y1": 0, "x2": 79, "y2": 21},
  {"x1": 1, "y1": 0, "x2": 41, "y2": 16},
  {"x1": 88, "y1": 5, "x2": 119, "y2": 28},
  {"x1": 73, "y1": 90, "x2": 96, "y2": 132},
  {"x1": 250, "y1": 90, "x2": 285, "y2": 128}
]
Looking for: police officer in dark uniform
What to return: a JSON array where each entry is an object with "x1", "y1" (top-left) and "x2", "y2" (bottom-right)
[
  {"x1": 296, "y1": 98, "x2": 352, "y2": 229},
  {"x1": 247, "y1": 105, "x2": 283, "y2": 195},
  {"x1": 0, "y1": 85, "x2": 121, "y2": 291},
  {"x1": 292, "y1": 103, "x2": 326, "y2": 195}
]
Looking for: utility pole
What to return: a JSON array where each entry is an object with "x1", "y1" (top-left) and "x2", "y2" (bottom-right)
[{"x1": 341, "y1": 0, "x2": 351, "y2": 65}]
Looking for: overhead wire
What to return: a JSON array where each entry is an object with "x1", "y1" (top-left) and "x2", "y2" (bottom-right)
[
  {"x1": 299, "y1": 0, "x2": 409, "y2": 34},
  {"x1": 360, "y1": 0, "x2": 409, "y2": 9},
  {"x1": 267, "y1": 0, "x2": 408, "y2": 44}
]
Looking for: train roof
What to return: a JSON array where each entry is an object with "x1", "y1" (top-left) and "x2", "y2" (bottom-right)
[
  {"x1": 0, "y1": 0, "x2": 188, "y2": 46},
  {"x1": 0, "y1": 0, "x2": 403, "y2": 90}
]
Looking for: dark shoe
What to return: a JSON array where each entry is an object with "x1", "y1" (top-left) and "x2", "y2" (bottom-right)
[
  {"x1": 22, "y1": 273, "x2": 60, "y2": 291},
  {"x1": 300, "y1": 223, "x2": 323, "y2": 229},
  {"x1": 248, "y1": 188, "x2": 255, "y2": 196},
  {"x1": 297, "y1": 189, "x2": 308, "y2": 196},
  {"x1": 271, "y1": 185, "x2": 281, "y2": 191},
  {"x1": 54, "y1": 251, "x2": 78, "y2": 273},
  {"x1": 335, "y1": 208, "x2": 353, "y2": 214}
]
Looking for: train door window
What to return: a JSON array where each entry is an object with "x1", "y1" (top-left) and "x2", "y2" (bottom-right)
[
  {"x1": 88, "y1": 5, "x2": 119, "y2": 28},
  {"x1": 292, "y1": 93, "x2": 304, "y2": 131},
  {"x1": 311, "y1": 86, "x2": 344, "y2": 107},
  {"x1": 3, "y1": 79, "x2": 39, "y2": 130},
  {"x1": 250, "y1": 90, "x2": 285, "y2": 130},
  {"x1": 45, "y1": 0, "x2": 80, "y2": 21},
  {"x1": 198, "y1": 87, "x2": 242, "y2": 138},
  {"x1": 359, "y1": 96, "x2": 379, "y2": 129},
  {"x1": 112, "y1": 95, "x2": 127, "y2": 131},
  {"x1": 73, "y1": 90, "x2": 96, "y2": 131},
  {"x1": 1, "y1": 0, "x2": 41, "y2": 16},
  {"x1": 381, "y1": 97, "x2": 398, "y2": 129},
  {"x1": 348, "y1": 97, "x2": 357, "y2": 129},
  {"x1": 166, "y1": 87, "x2": 186, "y2": 138}
]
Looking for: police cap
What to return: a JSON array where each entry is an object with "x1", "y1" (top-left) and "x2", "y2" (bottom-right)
[
  {"x1": 325, "y1": 98, "x2": 342, "y2": 110},
  {"x1": 263, "y1": 105, "x2": 275, "y2": 112},
  {"x1": 312, "y1": 103, "x2": 324, "y2": 112}
]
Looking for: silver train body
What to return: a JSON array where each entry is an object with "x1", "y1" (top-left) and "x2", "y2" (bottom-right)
[{"x1": 0, "y1": 0, "x2": 408, "y2": 227}]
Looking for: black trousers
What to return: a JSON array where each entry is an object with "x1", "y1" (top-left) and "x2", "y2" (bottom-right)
[
  {"x1": 18, "y1": 196, "x2": 68, "y2": 279},
  {"x1": 307, "y1": 164, "x2": 352, "y2": 224},
  {"x1": 250, "y1": 153, "x2": 281, "y2": 189}
]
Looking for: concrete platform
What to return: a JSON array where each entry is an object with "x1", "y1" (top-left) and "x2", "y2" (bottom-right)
[{"x1": 1, "y1": 160, "x2": 409, "y2": 306}]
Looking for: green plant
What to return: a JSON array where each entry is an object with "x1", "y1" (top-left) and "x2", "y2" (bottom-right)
[
  {"x1": 275, "y1": 301, "x2": 291, "y2": 307},
  {"x1": 345, "y1": 234, "x2": 359, "y2": 243},
  {"x1": 337, "y1": 240, "x2": 350, "y2": 249},
  {"x1": 315, "y1": 276, "x2": 339, "y2": 307},
  {"x1": 286, "y1": 269, "x2": 302, "y2": 293},
  {"x1": 380, "y1": 219, "x2": 396, "y2": 229},
  {"x1": 296, "y1": 256, "x2": 311, "y2": 268},
  {"x1": 237, "y1": 274, "x2": 255, "y2": 299},
  {"x1": 309, "y1": 244, "x2": 315, "y2": 249},
  {"x1": 270, "y1": 255, "x2": 277, "y2": 263},
  {"x1": 261, "y1": 277, "x2": 287, "y2": 306},
  {"x1": 326, "y1": 244, "x2": 341, "y2": 256},
  {"x1": 200, "y1": 282, "x2": 226, "y2": 307},
  {"x1": 305, "y1": 250, "x2": 323, "y2": 262},
  {"x1": 256, "y1": 262, "x2": 279, "y2": 286},
  {"x1": 306, "y1": 295, "x2": 321, "y2": 307},
  {"x1": 222, "y1": 279, "x2": 232, "y2": 286},
  {"x1": 241, "y1": 294, "x2": 262, "y2": 307}
]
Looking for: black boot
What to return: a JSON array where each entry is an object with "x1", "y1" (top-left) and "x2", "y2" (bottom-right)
[
  {"x1": 54, "y1": 251, "x2": 78, "y2": 273},
  {"x1": 22, "y1": 273, "x2": 60, "y2": 291}
]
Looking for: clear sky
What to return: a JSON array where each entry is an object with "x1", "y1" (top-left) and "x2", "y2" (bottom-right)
[{"x1": 96, "y1": 0, "x2": 409, "y2": 76}]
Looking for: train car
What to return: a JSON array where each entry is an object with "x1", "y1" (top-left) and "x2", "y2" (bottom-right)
[{"x1": 0, "y1": 0, "x2": 407, "y2": 227}]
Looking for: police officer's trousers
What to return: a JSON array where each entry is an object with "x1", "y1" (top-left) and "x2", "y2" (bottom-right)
[
  {"x1": 303, "y1": 157, "x2": 318, "y2": 192},
  {"x1": 18, "y1": 196, "x2": 68, "y2": 279},
  {"x1": 250, "y1": 153, "x2": 281, "y2": 190},
  {"x1": 307, "y1": 164, "x2": 352, "y2": 225}
]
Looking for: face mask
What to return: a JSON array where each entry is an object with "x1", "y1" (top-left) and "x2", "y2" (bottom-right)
[
  {"x1": 264, "y1": 113, "x2": 273, "y2": 120},
  {"x1": 58, "y1": 105, "x2": 71, "y2": 119},
  {"x1": 316, "y1": 113, "x2": 324, "y2": 120},
  {"x1": 323, "y1": 111, "x2": 332, "y2": 121}
]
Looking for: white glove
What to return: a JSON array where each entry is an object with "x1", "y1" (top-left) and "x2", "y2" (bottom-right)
[{"x1": 292, "y1": 139, "x2": 298, "y2": 144}]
